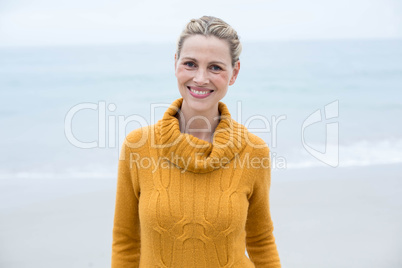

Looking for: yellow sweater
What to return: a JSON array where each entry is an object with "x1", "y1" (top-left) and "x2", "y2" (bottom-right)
[{"x1": 112, "y1": 98, "x2": 281, "y2": 267}]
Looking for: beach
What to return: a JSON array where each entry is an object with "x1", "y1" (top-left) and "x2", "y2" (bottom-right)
[
  {"x1": 1, "y1": 163, "x2": 401, "y2": 268},
  {"x1": 1, "y1": 39, "x2": 401, "y2": 267}
]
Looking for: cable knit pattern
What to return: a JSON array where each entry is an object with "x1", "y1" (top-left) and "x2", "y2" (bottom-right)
[{"x1": 112, "y1": 98, "x2": 281, "y2": 268}]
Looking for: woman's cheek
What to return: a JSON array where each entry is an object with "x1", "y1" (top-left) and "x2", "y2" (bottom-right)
[
  {"x1": 176, "y1": 67, "x2": 192, "y2": 80},
  {"x1": 216, "y1": 73, "x2": 230, "y2": 84}
]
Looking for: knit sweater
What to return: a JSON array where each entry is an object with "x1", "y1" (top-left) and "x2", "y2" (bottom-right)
[{"x1": 112, "y1": 98, "x2": 281, "y2": 268}]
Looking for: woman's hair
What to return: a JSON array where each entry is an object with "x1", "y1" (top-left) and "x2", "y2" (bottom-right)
[{"x1": 176, "y1": 16, "x2": 242, "y2": 67}]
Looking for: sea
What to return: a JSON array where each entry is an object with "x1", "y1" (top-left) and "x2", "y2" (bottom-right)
[{"x1": 1, "y1": 39, "x2": 402, "y2": 179}]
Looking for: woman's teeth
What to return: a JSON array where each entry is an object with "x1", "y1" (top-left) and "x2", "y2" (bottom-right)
[{"x1": 189, "y1": 87, "x2": 212, "y2": 95}]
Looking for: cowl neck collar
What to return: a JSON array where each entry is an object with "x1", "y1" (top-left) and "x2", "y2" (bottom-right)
[{"x1": 155, "y1": 98, "x2": 248, "y2": 173}]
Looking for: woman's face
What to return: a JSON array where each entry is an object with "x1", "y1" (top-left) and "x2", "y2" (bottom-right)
[{"x1": 174, "y1": 35, "x2": 240, "y2": 114}]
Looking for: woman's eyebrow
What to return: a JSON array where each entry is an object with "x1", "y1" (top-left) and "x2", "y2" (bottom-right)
[
  {"x1": 182, "y1": 57, "x2": 197, "y2": 62},
  {"x1": 182, "y1": 57, "x2": 227, "y2": 66},
  {"x1": 210, "y1": 61, "x2": 227, "y2": 66}
]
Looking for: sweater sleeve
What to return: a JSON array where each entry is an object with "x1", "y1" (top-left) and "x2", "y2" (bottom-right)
[
  {"x1": 111, "y1": 139, "x2": 141, "y2": 267},
  {"x1": 245, "y1": 146, "x2": 281, "y2": 268}
]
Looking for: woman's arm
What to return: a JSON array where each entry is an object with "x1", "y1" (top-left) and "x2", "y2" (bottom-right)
[
  {"x1": 246, "y1": 146, "x2": 281, "y2": 268},
  {"x1": 111, "y1": 139, "x2": 141, "y2": 267}
]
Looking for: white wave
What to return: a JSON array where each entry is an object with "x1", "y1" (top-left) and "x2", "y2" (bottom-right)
[{"x1": 285, "y1": 138, "x2": 402, "y2": 169}]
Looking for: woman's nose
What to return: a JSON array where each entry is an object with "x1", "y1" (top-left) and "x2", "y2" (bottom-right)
[{"x1": 193, "y1": 69, "x2": 209, "y2": 85}]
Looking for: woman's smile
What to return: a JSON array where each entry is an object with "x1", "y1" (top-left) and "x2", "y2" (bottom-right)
[{"x1": 187, "y1": 86, "x2": 214, "y2": 98}]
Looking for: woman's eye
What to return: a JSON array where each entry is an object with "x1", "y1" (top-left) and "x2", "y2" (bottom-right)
[
  {"x1": 184, "y1": 62, "x2": 196, "y2": 68},
  {"x1": 211, "y1": 65, "x2": 222, "y2": 71}
]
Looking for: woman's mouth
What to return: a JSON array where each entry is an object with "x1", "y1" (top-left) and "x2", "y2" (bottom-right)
[{"x1": 187, "y1": 86, "x2": 214, "y2": 99}]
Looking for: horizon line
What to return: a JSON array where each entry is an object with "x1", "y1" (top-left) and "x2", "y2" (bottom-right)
[{"x1": 0, "y1": 36, "x2": 401, "y2": 49}]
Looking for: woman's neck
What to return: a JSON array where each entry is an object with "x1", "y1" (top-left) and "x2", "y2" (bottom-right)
[{"x1": 176, "y1": 101, "x2": 221, "y2": 143}]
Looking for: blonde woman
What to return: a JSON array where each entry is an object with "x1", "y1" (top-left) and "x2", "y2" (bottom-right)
[{"x1": 112, "y1": 15, "x2": 281, "y2": 267}]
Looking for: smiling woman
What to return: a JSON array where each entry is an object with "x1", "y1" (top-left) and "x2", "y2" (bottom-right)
[
  {"x1": 174, "y1": 34, "x2": 240, "y2": 143},
  {"x1": 111, "y1": 15, "x2": 281, "y2": 267}
]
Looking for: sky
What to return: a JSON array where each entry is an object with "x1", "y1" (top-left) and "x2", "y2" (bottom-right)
[{"x1": 0, "y1": 0, "x2": 401, "y2": 47}]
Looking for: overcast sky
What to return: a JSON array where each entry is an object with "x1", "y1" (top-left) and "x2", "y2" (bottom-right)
[{"x1": 0, "y1": 0, "x2": 401, "y2": 47}]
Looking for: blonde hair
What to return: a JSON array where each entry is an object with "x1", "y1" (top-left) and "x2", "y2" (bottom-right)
[{"x1": 176, "y1": 16, "x2": 242, "y2": 67}]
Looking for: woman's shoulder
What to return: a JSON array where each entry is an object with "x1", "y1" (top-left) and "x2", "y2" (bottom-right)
[{"x1": 123, "y1": 125, "x2": 153, "y2": 151}]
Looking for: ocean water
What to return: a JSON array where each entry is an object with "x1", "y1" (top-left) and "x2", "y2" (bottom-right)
[{"x1": 1, "y1": 39, "x2": 401, "y2": 179}]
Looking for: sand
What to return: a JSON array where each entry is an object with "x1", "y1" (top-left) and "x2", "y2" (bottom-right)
[
  {"x1": 271, "y1": 164, "x2": 402, "y2": 267},
  {"x1": 1, "y1": 164, "x2": 401, "y2": 268}
]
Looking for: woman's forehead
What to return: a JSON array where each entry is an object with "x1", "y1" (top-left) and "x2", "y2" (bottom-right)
[{"x1": 180, "y1": 35, "x2": 231, "y2": 62}]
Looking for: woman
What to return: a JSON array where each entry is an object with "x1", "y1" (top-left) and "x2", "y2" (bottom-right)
[{"x1": 112, "y1": 16, "x2": 281, "y2": 267}]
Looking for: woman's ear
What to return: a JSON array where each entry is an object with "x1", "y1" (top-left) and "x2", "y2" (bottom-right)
[
  {"x1": 229, "y1": 60, "x2": 240, "y2": 86},
  {"x1": 174, "y1": 53, "x2": 178, "y2": 70}
]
